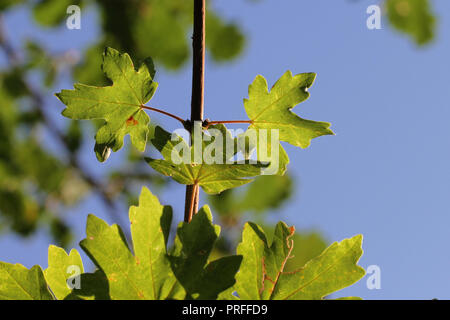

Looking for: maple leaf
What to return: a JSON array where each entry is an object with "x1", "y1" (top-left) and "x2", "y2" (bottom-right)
[
  {"x1": 169, "y1": 206, "x2": 242, "y2": 299},
  {"x1": 244, "y1": 71, "x2": 334, "y2": 149},
  {"x1": 79, "y1": 187, "x2": 184, "y2": 300},
  {"x1": 56, "y1": 47, "x2": 157, "y2": 161},
  {"x1": 146, "y1": 126, "x2": 269, "y2": 194},
  {"x1": 0, "y1": 262, "x2": 53, "y2": 300},
  {"x1": 234, "y1": 222, "x2": 365, "y2": 300}
]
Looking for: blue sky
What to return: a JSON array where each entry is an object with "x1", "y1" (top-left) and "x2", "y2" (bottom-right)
[{"x1": 1, "y1": 1, "x2": 450, "y2": 299}]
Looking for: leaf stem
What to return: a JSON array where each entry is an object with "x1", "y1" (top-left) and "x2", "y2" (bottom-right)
[
  {"x1": 184, "y1": 0, "x2": 206, "y2": 223},
  {"x1": 203, "y1": 120, "x2": 253, "y2": 129},
  {"x1": 140, "y1": 105, "x2": 186, "y2": 125}
]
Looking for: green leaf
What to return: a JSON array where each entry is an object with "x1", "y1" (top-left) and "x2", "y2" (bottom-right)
[
  {"x1": 208, "y1": 174, "x2": 293, "y2": 220},
  {"x1": 0, "y1": 262, "x2": 53, "y2": 300},
  {"x1": 146, "y1": 126, "x2": 268, "y2": 194},
  {"x1": 64, "y1": 270, "x2": 110, "y2": 300},
  {"x1": 133, "y1": 1, "x2": 190, "y2": 70},
  {"x1": 206, "y1": 11, "x2": 245, "y2": 62},
  {"x1": 79, "y1": 187, "x2": 183, "y2": 299},
  {"x1": 244, "y1": 71, "x2": 334, "y2": 149},
  {"x1": 0, "y1": 0, "x2": 24, "y2": 11},
  {"x1": 44, "y1": 245, "x2": 84, "y2": 300},
  {"x1": 284, "y1": 232, "x2": 328, "y2": 272},
  {"x1": 239, "y1": 175, "x2": 293, "y2": 212},
  {"x1": 56, "y1": 47, "x2": 157, "y2": 162},
  {"x1": 169, "y1": 206, "x2": 242, "y2": 299},
  {"x1": 235, "y1": 222, "x2": 364, "y2": 300},
  {"x1": 386, "y1": 0, "x2": 436, "y2": 45}
]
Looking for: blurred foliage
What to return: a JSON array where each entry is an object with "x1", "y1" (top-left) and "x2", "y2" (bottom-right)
[{"x1": 385, "y1": 0, "x2": 436, "y2": 46}]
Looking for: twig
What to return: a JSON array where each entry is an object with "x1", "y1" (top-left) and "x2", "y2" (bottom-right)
[{"x1": 184, "y1": 0, "x2": 206, "y2": 223}]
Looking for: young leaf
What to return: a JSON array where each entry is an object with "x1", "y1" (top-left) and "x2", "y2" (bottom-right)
[
  {"x1": 169, "y1": 206, "x2": 242, "y2": 299},
  {"x1": 0, "y1": 262, "x2": 53, "y2": 300},
  {"x1": 79, "y1": 187, "x2": 184, "y2": 300},
  {"x1": 244, "y1": 71, "x2": 333, "y2": 149},
  {"x1": 44, "y1": 245, "x2": 84, "y2": 300},
  {"x1": 56, "y1": 47, "x2": 157, "y2": 162},
  {"x1": 235, "y1": 222, "x2": 365, "y2": 300},
  {"x1": 146, "y1": 126, "x2": 268, "y2": 194}
]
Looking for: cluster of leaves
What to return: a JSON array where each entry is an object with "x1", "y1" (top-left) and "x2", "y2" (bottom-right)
[
  {"x1": 43, "y1": 47, "x2": 358, "y2": 299},
  {"x1": 56, "y1": 47, "x2": 334, "y2": 194},
  {"x1": 0, "y1": 187, "x2": 365, "y2": 300},
  {"x1": 0, "y1": 0, "x2": 439, "y2": 248}
]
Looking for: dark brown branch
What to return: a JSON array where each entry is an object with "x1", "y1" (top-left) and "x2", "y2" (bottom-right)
[{"x1": 184, "y1": 0, "x2": 206, "y2": 223}]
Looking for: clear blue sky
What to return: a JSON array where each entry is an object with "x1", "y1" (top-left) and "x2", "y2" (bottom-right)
[{"x1": 1, "y1": 1, "x2": 450, "y2": 300}]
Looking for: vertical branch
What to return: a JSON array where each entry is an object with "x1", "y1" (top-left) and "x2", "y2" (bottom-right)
[{"x1": 184, "y1": 0, "x2": 206, "y2": 223}]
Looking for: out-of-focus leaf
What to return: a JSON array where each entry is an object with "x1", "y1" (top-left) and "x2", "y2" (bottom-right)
[
  {"x1": 16, "y1": 139, "x2": 65, "y2": 193},
  {"x1": 206, "y1": 11, "x2": 245, "y2": 62},
  {"x1": 0, "y1": 0, "x2": 24, "y2": 11},
  {"x1": 133, "y1": 1, "x2": 191, "y2": 70},
  {"x1": 49, "y1": 218, "x2": 73, "y2": 248},
  {"x1": 2, "y1": 69, "x2": 29, "y2": 98},
  {"x1": 0, "y1": 190, "x2": 39, "y2": 235},
  {"x1": 240, "y1": 175, "x2": 293, "y2": 212},
  {"x1": 33, "y1": 0, "x2": 82, "y2": 27},
  {"x1": 386, "y1": 0, "x2": 436, "y2": 45},
  {"x1": 73, "y1": 43, "x2": 110, "y2": 86},
  {"x1": 66, "y1": 120, "x2": 82, "y2": 153}
]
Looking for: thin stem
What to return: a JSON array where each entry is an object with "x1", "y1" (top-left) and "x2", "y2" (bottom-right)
[
  {"x1": 204, "y1": 120, "x2": 253, "y2": 129},
  {"x1": 140, "y1": 105, "x2": 186, "y2": 125},
  {"x1": 184, "y1": 0, "x2": 206, "y2": 223}
]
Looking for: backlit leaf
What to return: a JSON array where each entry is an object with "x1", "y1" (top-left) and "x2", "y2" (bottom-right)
[
  {"x1": 44, "y1": 245, "x2": 84, "y2": 300},
  {"x1": 146, "y1": 126, "x2": 268, "y2": 194},
  {"x1": 244, "y1": 71, "x2": 334, "y2": 149},
  {"x1": 235, "y1": 222, "x2": 364, "y2": 300},
  {"x1": 0, "y1": 262, "x2": 53, "y2": 300},
  {"x1": 79, "y1": 187, "x2": 183, "y2": 299},
  {"x1": 56, "y1": 47, "x2": 157, "y2": 162}
]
